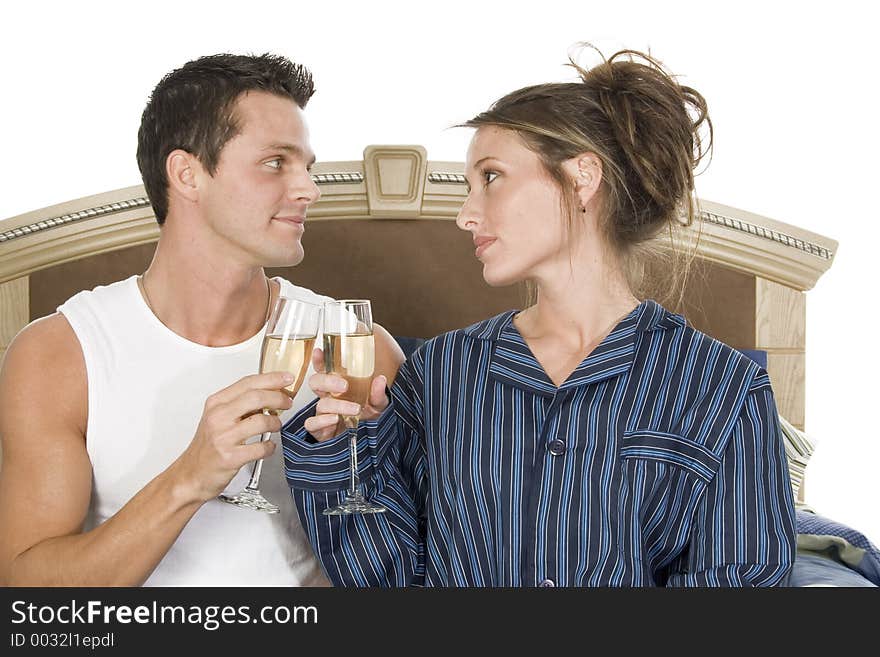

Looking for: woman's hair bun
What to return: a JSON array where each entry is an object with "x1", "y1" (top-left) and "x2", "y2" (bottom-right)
[{"x1": 570, "y1": 45, "x2": 713, "y2": 236}]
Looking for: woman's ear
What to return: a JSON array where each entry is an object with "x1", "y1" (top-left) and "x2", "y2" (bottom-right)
[{"x1": 565, "y1": 153, "x2": 603, "y2": 212}]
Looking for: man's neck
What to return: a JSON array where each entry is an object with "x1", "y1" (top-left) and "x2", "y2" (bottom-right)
[{"x1": 139, "y1": 238, "x2": 275, "y2": 347}]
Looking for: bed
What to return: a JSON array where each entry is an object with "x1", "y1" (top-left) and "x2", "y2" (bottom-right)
[{"x1": 1, "y1": 144, "x2": 875, "y2": 586}]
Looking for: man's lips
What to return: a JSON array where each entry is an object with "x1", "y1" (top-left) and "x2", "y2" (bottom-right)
[
  {"x1": 272, "y1": 216, "x2": 305, "y2": 228},
  {"x1": 474, "y1": 236, "x2": 496, "y2": 258}
]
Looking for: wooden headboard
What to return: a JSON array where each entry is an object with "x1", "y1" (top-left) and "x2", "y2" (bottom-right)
[{"x1": 0, "y1": 145, "x2": 837, "y2": 439}]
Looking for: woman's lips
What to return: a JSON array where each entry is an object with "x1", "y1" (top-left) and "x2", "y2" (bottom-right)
[{"x1": 474, "y1": 237, "x2": 496, "y2": 258}]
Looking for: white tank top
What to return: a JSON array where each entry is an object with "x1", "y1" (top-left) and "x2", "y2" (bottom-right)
[{"x1": 58, "y1": 275, "x2": 330, "y2": 587}]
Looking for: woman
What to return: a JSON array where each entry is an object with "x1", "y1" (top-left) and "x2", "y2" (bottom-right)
[{"x1": 282, "y1": 48, "x2": 796, "y2": 587}]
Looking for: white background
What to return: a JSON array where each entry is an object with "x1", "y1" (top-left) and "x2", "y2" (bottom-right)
[{"x1": 2, "y1": 1, "x2": 877, "y2": 543}]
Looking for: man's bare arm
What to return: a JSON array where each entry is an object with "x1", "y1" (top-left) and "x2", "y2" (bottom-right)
[
  {"x1": 0, "y1": 313, "x2": 290, "y2": 586},
  {"x1": 372, "y1": 322, "x2": 405, "y2": 386}
]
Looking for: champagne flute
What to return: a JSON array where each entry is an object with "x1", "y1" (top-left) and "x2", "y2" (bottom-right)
[
  {"x1": 219, "y1": 296, "x2": 322, "y2": 513},
  {"x1": 322, "y1": 299, "x2": 387, "y2": 515}
]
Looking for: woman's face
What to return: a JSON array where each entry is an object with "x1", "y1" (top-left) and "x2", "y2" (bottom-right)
[{"x1": 456, "y1": 126, "x2": 573, "y2": 288}]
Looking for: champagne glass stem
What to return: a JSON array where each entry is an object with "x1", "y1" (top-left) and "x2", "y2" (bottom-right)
[
  {"x1": 245, "y1": 426, "x2": 272, "y2": 491},
  {"x1": 347, "y1": 421, "x2": 360, "y2": 498}
]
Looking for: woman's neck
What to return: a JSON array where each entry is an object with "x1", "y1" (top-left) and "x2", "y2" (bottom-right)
[
  {"x1": 513, "y1": 274, "x2": 640, "y2": 388},
  {"x1": 516, "y1": 254, "x2": 639, "y2": 353}
]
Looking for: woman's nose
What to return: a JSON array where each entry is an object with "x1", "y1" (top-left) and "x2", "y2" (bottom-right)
[{"x1": 455, "y1": 196, "x2": 479, "y2": 231}]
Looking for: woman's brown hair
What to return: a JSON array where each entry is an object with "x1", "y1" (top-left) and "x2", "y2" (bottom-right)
[{"x1": 462, "y1": 45, "x2": 713, "y2": 309}]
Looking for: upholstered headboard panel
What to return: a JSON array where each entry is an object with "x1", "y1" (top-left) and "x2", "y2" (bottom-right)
[{"x1": 26, "y1": 222, "x2": 772, "y2": 349}]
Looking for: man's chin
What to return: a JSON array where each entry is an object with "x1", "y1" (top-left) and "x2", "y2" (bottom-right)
[{"x1": 263, "y1": 246, "x2": 305, "y2": 269}]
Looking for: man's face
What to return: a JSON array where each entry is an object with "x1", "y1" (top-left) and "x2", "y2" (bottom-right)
[{"x1": 196, "y1": 90, "x2": 320, "y2": 268}]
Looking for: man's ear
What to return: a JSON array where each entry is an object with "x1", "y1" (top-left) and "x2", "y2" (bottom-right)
[{"x1": 165, "y1": 149, "x2": 200, "y2": 206}]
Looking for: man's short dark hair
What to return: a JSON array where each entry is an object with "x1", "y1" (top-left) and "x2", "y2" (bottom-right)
[{"x1": 136, "y1": 53, "x2": 315, "y2": 224}]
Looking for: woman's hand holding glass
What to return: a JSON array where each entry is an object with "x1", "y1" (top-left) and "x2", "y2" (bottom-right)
[{"x1": 303, "y1": 347, "x2": 389, "y2": 442}]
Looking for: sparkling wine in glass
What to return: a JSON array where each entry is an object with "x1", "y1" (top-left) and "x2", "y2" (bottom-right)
[
  {"x1": 322, "y1": 299, "x2": 387, "y2": 515},
  {"x1": 219, "y1": 296, "x2": 322, "y2": 513}
]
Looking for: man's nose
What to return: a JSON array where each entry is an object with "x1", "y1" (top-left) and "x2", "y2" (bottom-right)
[{"x1": 288, "y1": 171, "x2": 321, "y2": 204}]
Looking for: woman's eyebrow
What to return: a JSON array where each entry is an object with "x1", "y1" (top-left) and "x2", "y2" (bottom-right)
[{"x1": 468, "y1": 156, "x2": 498, "y2": 170}]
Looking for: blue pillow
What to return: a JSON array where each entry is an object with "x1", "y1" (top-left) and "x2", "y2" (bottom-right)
[{"x1": 789, "y1": 553, "x2": 877, "y2": 587}]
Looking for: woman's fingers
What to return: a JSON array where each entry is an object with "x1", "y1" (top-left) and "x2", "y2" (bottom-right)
[
  {"x1": 309, "y1": 372, "x2": 349, "y2": 397},
  {"x1": 304, "y1": 413, "x2": 341, "y2": 437},
  {"x1": 368, "y1": 375, "x2": 389, "y2": 411},
  {"x1": 316, "y1": 396, "x2": 361, "y2": 418},
  {"x1": 311, "y1": 347, "x2": 324, "y2": 372},
  {"x1": 304, "y1": 372, "x2": 389, "y2": 442}
]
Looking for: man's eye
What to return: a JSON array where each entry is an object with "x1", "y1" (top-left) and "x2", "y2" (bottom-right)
[
  {"x1": 265, "y1": 158, "x2": 282, "y2": 170},
  {"x1": 484, "y1": 171, "x2": 498, "y2": 185}
]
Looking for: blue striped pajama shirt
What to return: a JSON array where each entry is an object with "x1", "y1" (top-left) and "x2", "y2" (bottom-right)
[{"x1": 281, "y1": 300, "x2": 796, "y2": 586}]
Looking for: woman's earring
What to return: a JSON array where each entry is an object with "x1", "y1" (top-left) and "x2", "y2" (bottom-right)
[{"x1": 579, "y1": 170, "x2": 593, "y2": 212}]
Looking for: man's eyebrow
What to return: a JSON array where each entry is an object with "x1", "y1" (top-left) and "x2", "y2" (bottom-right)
[{"x1": 264, "y1": 143, "x2": 317, "y2": 167}]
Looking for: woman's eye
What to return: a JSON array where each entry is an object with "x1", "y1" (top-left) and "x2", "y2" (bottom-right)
[{"x1": 484, "y1": 171, "x2": 498, "y2": 185}]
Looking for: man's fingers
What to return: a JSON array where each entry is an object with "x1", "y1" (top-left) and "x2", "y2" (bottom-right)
[
  {"x1": 238, "y1": 438, "x2": 276, "y2": 464},
  {"x1": 207, "y1": 371, "x2": 295, "y2": 408},
  {"x1": 221, "y1": 389, "x2": 292, "y2": 424},
  {"x1": 235, "y1": 410, "x2": 283, "y2": 440}
]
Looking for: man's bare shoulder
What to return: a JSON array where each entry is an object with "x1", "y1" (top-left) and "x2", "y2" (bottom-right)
[
  {"x1": 13, "y1": 311, "x2": 77, "y2": 340},
  {"x1": 3, "y1": 312, "x2": 84, "y2": 378},
  {"x1": 0, "y1": 312, "x2": 87, "y2": 435}
]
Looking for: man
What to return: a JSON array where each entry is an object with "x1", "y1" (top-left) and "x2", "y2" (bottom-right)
[{"x1": 0, "y1": 53, "x2": 404, "y2": 586}]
